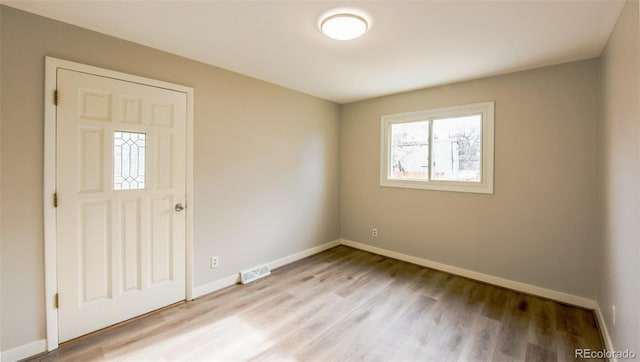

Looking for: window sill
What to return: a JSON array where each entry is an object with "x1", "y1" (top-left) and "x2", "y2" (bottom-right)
[{"x1": 380, "y1": 179, "x2": 493, "y2": 194}]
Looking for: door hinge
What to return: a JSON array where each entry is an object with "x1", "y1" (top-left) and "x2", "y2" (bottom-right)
[
  {"x1": 54, "y1": 90, "x2": 59, "y2": 106},
  {"x1": 54, "y1": 293, "x2": 59, "y2": 308},
  {"x1": 53, "y1": 192, "x2": 58, "y2": 208}
]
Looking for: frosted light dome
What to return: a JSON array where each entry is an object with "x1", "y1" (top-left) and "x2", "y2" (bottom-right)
[{"x1": 321, "y1": 14, "x2": 368, "y2": 41}]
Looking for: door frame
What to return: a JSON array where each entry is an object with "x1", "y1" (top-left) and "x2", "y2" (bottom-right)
[{"x1": 43, "y1": 57, "x2": 195, "y2": 351}]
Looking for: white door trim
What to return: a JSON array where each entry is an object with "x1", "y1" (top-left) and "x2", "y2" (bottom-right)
[{"x1": 43, "y1": 56, "x2": 195, "y2": 351}]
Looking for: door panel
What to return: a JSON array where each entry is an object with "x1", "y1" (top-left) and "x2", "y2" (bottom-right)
[
  {"x1": 150, "y1": 197, "x2": 173, "y2": 284},
  {"x1": 57, "y1": 69, "x2": 186, "y2": 342},
  {"x1": 121, "y1": 198, "x2": 141, "y2": 292},
  {"x1": 79, "y1": 200, "x2": 111, "y2": 303},
  {"x1": 78, "y1": 128, "x2": 105, "y2": 193}
]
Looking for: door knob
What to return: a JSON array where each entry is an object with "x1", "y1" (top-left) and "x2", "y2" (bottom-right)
[{"x1": 175, "y1": 203, "x2": 185, "y2": 212}]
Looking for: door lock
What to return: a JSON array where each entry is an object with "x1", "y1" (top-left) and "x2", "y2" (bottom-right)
[{"x1": 175, "y1": 203, "x2": 185, "y2": 212}]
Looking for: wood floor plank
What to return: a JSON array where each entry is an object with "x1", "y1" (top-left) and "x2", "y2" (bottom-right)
[
  {"x1": 525, "y1": 343, "x2": 558, "y2": 362},
  {"x1": 530, "y1": 299, "x2": 557, "y2": 343},
  {"x1": 482, "y1": 286, "x2": 516, "y2": 321},
  {"x1": 497, "y1": 293, "x2": 535, "y2": 359},
  {"x1": 28, "y1": 246, "x2": 605, "y2": 362},
  {"x1": 464, "y1": 315, "x2": 502, "y2": 362}
]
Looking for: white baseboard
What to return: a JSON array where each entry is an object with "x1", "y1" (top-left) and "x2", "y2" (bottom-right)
[
  {"x1": 192, "y1": 239, "x2": 341, "y2": 299},
  {"x1": 1, "y1": 339, "x2": 47, "y2": 362},
  {"x1": 340, "y1": 239, "x2": 597, "y2": 309},
  {"x1": 594, "y1": 303, "x2": 616, "y2": 359},
  {"x1": 192, "y1": 274, "x2": 241, "y2": 299},
  {"x1": 269, "y1": 239, "x2": 341, "y2": 270}
]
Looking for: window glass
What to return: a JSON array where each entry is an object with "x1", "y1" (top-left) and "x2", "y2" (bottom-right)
[
  {"x1": 114, "y1": 131, "x2": 146, "y2": 190},
  {"x1": 390, "y1": 121, "x2": 429, "y2": 180},
  {"x1": 431, "y1": 115, "x2": 481, "y2": 182}
]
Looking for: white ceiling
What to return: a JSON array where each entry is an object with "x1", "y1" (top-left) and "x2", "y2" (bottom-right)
[{"x1": 2, "y1": 0, "x2": 624, "y2": 103}]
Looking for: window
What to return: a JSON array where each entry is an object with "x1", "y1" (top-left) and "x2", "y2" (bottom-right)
[
  {"x1": 113, "y1": 131, "x2": 146, "y2": 190},
  {"x1": 380, "y1": 102, "x2": 494, "y2": 194}
]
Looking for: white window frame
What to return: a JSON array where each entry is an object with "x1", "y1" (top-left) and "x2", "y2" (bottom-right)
[{"x1": 380, "y1": 101, "x2": 494, "y2": 194}]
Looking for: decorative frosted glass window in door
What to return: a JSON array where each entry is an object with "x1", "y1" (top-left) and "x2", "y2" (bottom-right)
[{"x1": 113, "y1": 131, "x2": 146, "y2": 190}]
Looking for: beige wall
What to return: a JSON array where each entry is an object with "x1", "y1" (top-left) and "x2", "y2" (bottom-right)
[
  {"x1": 340, "y1": 60, "x2": 601, "y2": 298},
  {"x1": 599, "y1": 0, "x2": 640, "y2": 354},
  {"x1": 0, "y1": 6, "x2": 340, "y2": 351}
]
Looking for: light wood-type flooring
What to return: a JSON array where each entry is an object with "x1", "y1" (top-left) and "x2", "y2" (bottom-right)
[{"x1": 28, "y1": 246, "x2": 604, "y2": 361}]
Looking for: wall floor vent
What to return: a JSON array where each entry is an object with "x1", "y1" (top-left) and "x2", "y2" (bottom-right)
[{"x1": 240, "y1": 264, "x2": 271, "y2": 284}]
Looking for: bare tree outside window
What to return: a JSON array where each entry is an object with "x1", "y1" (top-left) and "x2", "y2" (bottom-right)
[
  {"x1": 432, "y1": 115, "x2": 481, "y2": 182},
  {"x1": 453, "y1": 126, "x2": 480, "y2": 172}
]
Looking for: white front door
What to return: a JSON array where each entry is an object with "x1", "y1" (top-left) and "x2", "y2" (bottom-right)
[{"x1": 56, "y1": 68, "x2": 187, "y2": 342}]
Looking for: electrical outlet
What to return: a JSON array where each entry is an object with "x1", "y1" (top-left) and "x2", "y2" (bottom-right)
[
  {"x1": 372, "y1": 228, "x2": 378, "y2": 237},
  {"x1": 211, "y1": 256, "x2": 219, "y2": 268},
  {"x1": 612, "y1": 305, "x2": 616, "y2": 325}
]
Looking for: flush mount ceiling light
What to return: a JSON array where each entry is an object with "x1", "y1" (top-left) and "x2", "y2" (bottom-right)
[{"x1": 321, "y1": 13, "x2": 368, "y2": 40}]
